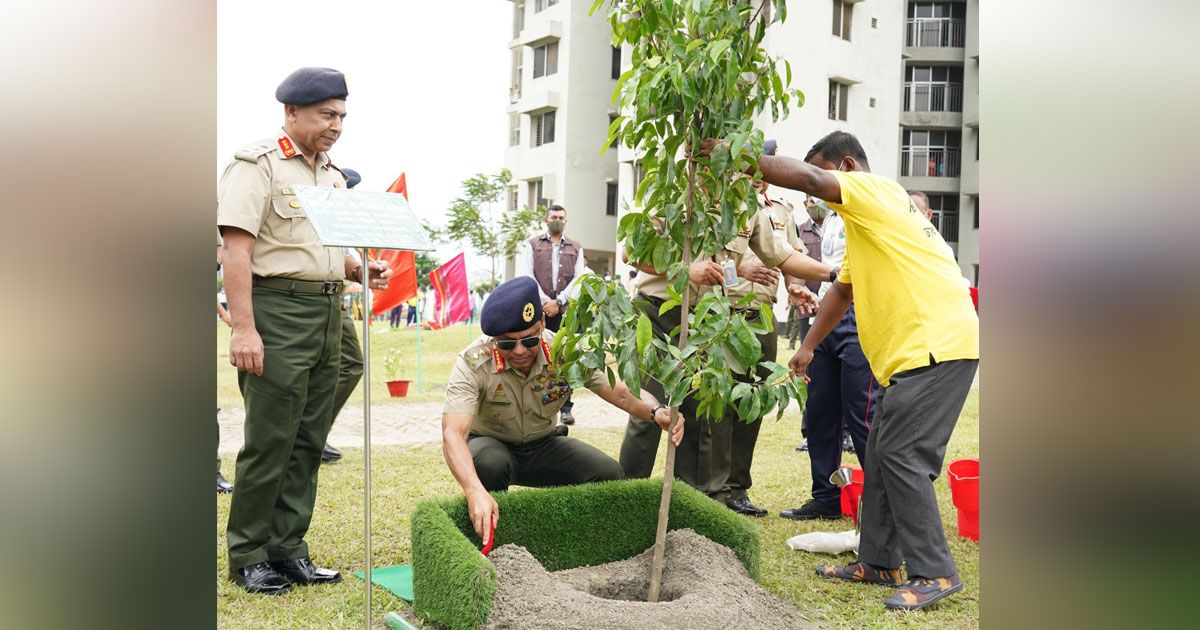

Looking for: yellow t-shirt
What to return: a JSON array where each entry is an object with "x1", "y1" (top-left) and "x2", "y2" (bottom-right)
[{"x1": 830, "y1": 170, "x2": 978, "y2": 386}]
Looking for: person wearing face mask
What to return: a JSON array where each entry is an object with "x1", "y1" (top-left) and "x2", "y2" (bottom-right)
[
  {"x1": 788, "y1": 197, "x2": 828, "y2": 350},
  {"x1": 520, "y1": 204, "x2": 587, "y2": 425},
  {"x1": 218, "y1": 67, "x2": 393, "y2": 595}
]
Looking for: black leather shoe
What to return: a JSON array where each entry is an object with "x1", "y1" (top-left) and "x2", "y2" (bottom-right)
[
  {"x1": 841, "y1": 432, "x2": 855, "y2": 452},
  {"x1": 270, "y1": 557, "x2": 342, "y2": 586},
  {"x1": 726, "y1": 497, "x2": 768, "y2": 517},
  {"x1": 217, "y1": 472, "x2": 234, "y2": 494},
  {"x1": 230, "y1": 562, "x2": 293, "y2": 595},
  {"x1": 780, "y1": 500, "x2": 842, "y2": 520},
  {"x1": 321, "y1": 444, "x2": 342, "y2": 463},
  {"x1": 560, "y1": 408, "x2": 575, "y2": 425},
  {"x1": 795, "y1": 439, "x2": 809, "y2": 452}
]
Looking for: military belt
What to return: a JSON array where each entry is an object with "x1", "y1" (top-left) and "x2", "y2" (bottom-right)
[{"x1": 252, "y1": 276, "x2": 344, "y2": 295}]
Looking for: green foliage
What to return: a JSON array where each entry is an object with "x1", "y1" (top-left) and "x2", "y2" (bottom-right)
[
  {"x1": 558, "y1": 0, "x2": 806, "y2": 424},
  {"x1": 432, "y1": 169, "x2": 541, "y2": 284},
  {"x1": 410, "y1": 478, "x2": 760, "y2": 629},
  {"x1": 414, "y1": 252, "x2": 439, "y2": 290}
]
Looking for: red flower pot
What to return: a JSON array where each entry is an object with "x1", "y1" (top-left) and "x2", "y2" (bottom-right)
[{"x1": 386, "y1": 380, "x2": 411, "y2": 398}]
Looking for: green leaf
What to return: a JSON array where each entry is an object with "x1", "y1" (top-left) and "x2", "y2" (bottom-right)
[
  {"x1": 644, "y1": 56, "x2": 662, "y2": 69},
  {"x1": 635, "y1": 312, "x2": 652, "y2": 355},
  {"x1": 708, "y1": 39, "x2": 731, "y2": 63},
  {"x1": 731, "y1": 381, "x2": 752, "y2": 402},
  {"x1": 658, "y1": 297, "x2": 680, "y2": 316}
]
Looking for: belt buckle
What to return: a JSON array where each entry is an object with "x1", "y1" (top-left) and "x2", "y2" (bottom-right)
[{"x1": 322, "y1": 281, "x2": 338, "y2": 295}]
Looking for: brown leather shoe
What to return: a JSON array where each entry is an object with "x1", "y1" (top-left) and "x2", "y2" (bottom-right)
[
  {"x1": 884, "y1": 574, "x2": 963, "y2": 611},
  {"x1": 816, "y1": 561, "x2": 904, "y2": 586}
]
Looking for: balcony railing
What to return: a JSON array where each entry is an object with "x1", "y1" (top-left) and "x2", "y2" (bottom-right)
[
  {"x1": 901, "y1": 147, "x2": 961, "y2": 178},
  {"x1": 904, "y1": 82, "x2": 964, "y2": 113},
  {"x1": 932, "y1": 212, "x2": 959, "y2": 244},
  {"x1": 906, "y1": 18, "x2": 966, "y2": 48}
]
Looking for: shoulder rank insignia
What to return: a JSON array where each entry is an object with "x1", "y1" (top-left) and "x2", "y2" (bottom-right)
[
  {"x1": 540, "y1": 340, "x2": 552, "y2": 364},
  {"x1": 276, "y1": 135, "x2": 297, "y2": 159},
  {"x1": 492, "y1": 347, "x2": 506, "y2": 372},
  {"x1": 234, "y1": 139, "x2": 273, "y2": 163}
]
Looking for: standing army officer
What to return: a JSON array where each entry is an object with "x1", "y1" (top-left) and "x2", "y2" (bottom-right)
[
  {"x1": 219, "y1": 67, "x2": 392, "y2": 595},
  {"x1": 709, "y1": 179, "x2": 808, "y2": 516},
  {"x1": 441, "y1": 277, "x2": 681, "y2": 546},
  {"x1": 619, "y1": 140, "x2": 832, "y2": 493}
]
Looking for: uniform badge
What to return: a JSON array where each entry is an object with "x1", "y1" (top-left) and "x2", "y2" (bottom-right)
[
  {"x1": 522, "y1": 302, "x2": 535, "y2": 322},
  {"x1": 738, "y1": 227, "x2": 752, "y2": 238},
  {"x1": 491, "y1": 347, "x2": 506, "y2": 372},
  {"x1": 770, "y1": 216, "x2": 784, "y2": 231},
  {"x1": 276, "y1": 135, "x2": 297, "y2": 159},
  {"x1": 493, "y1": 384, "x2": 506, "y2": 401}
]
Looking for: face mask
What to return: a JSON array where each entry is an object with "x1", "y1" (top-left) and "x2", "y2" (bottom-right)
[
  {"x1": 547, "y1": 220, "x2": 565, "y2": 234},
  {"x1": 807, "y1": 200, "x2": 831, "y2": 222}
]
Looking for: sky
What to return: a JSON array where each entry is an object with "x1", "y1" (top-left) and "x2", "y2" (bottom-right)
[{"x1": 217, "y1": 0, "x2": 511, "y2": 283}]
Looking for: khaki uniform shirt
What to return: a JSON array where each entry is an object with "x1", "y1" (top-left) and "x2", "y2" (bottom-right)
[
  {"x1": 443, "y1": 329, "x2": 609, "y2": 444},
  {"x1": 723, "y1": 198, "x2": 805, "y2": 309},
  {"x1": 216, "y1": 131, "x2": 347, "y2": 281}
]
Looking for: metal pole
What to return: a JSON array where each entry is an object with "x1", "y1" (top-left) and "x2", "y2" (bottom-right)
[
  {"x1": 361, "y1": 248, "x2": 373, "y2": 628},
  {"x1": 415, "y1": 293, "x2": 423, "y2": 393}
]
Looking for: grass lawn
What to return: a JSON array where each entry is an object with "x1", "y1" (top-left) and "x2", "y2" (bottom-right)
[{"x1": 217, "y1": 323, "x2": 979, "y2": 628}]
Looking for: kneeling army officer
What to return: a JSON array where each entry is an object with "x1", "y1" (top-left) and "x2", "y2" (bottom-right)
[{"x1": 441, "y1": 276, "x2": 681, "y2": 546}]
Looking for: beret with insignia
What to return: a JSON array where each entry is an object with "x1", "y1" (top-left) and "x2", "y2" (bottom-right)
[
  {"x1": 481, "y1": 276, "x2": 543, "y2": 337},
  {"x1": 743, "y1": 138, "x2": 778, "y2": 156},
  {"x1": 342, "y1": 168, "x2": 361, "y2": 189},
  {"x1": 275, "y1": 67, "x2": 349, "y2": 105}
]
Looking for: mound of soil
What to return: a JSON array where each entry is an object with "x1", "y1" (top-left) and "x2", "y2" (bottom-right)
[{"x1": 484, "y1": 529, "x2": 816, "y2": 629}]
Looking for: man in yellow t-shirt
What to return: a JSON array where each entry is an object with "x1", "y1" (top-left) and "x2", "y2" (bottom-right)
[{"x1": 755, "y1": 131, "x2": 979, "y2": 612}]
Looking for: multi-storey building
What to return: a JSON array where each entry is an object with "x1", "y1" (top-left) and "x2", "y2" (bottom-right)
[
  {"x1": 898, "y1": 0, "x2": 979, "y2": 284},
  {"x1": 505, "y1": 0, "x2": 979, "y2": 286},
  {"x1": 503, "y1": 0, "x2": 621, "y2": 278}
]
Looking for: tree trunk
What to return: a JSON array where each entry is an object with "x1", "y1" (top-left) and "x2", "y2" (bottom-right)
[{"x1": 647, "y1": 156, "x2": 699, "y2": 603}]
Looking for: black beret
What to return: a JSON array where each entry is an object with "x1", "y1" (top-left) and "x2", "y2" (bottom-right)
[
  {"x1": 342, "y1": 168, "x2": 361, "y2": 189},
  {"x1": 275, "y1": 67, "x2": 348, "y2": 105},
  {"x1": 481, "y1": 277, "x2": 543, "y2": 337}
]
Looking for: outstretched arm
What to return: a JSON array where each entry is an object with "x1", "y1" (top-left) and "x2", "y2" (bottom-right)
[{"x1": 441, "y1": 412, "x2": 498, "y2": 546}]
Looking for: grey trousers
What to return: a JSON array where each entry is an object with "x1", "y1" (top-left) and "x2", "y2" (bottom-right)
[{"x1": 857, "y1": 358, "x2": 978, "y2": 578}]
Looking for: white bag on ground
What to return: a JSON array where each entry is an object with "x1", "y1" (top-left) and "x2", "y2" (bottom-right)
[{"x1": 786, "y1": 529, "x2": 859, "y2": 555}]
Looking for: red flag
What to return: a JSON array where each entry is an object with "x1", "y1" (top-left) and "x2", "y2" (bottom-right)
[
  {"x1": 386, "y1": 172, "x2": 408, "y2": 197},
  {"x1": 429, "y1": 253, "x2": 471, "y2": 329},
  {"x1": 370, "y1": 172, "x2": 419, "y2": 315}
]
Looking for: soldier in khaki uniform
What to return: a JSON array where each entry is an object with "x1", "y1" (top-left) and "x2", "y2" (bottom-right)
[
  {"x1": 619, "y1": 140, "x2": 832, "y2": 493},
  {"x1": 442, "y1": 277, "x2": 681, "y2": 546},
  {"x1": 219, "y1": 67, "x2": 392, "y2": 595},
  {"x1": 709, "y1": 181, "x2": 808, "y2": 516}
]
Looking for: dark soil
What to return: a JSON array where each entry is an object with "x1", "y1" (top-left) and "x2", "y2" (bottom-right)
[{"x1": 484, "y1": 529, "x2": 817, "y2": 629}]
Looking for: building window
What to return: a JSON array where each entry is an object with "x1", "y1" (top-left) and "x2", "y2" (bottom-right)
[
  {"x1": 976, "y1": 128, "x2": 980, "y2": 161},
  {"x1": 832, "y1": 0, "x2": 852, "y2": 40},
  {"x1": 606, "y1": 183, "x2": 618, "y2": 216},
  {"x1": 533, "y1": 41, "x2": 558, "y2": 78},
  {"x1": 608, "y1": 114, "x2": 619, "y2": 148},
  {"x1": 534, "y1": 0, "x2": 558, "y2": 13},
  {"x1": 528, "y1": 179, "x2": 548, "y2": 210},
  {"x1": 510, "y1": 48, "x2": 523, "y2": 102},
  {"x1": 828, "y1": 80, "x2": 849, "y2": 121},
  {"x1": 925, "y1": 194, "x2": 960, "y2": 244},
  {"x1": 508, "y1": 186, "x2": 519, "y2": 213},
  {"x1": 906, "y1": 2, "x2": 966, "y2": 47},
  {"x1": 508, "y1": 113, "x2": 520, "y2": 147},
  {"x1": 512, "y1": 2, "x2": 524, "y2": 39},
  {"x1": 871, "y1": 17, "x2": 877, "y2": 28},
  {"x1": 904, "y1": 65, "x2": 964, "y2": 112},
  {"x1": 973, "y1": 263, "x2": 979, "y2": 287},
  {"x1": 611, "y1": 46, "x2": 622, "y2": 80},
  {"x1": 532, "y1": 110, "x2": 556, "y2": 147},
  {"x1": 973, "y1": 195, "x2": 979, "y2": 229},
  {"x1": 901, "y1": 130, "x2": 962, "y2": 177}
]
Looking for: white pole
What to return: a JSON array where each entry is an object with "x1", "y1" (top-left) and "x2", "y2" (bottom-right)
[{"x1": 361, "y1": 248, "x2": 373, "y2": 628}]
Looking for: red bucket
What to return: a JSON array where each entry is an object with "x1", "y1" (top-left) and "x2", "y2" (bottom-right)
[
  {"x1": 947, "y1": 458, "x2": 979, "y2": 540},
  {"x1": 839, "y1": 468, "x2": 865, "y2": 524}
]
